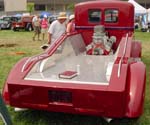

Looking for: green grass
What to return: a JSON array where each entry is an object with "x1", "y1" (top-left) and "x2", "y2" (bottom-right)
[
  {"x1": 0, "y1": 30, "x2": 150, "y2": 125},
  {"x1": 134, "y1": 31, "x2": 150, "y2": 125},
  {"x1": 0, "y1": 30, "x2": 44, "y2": 88}
]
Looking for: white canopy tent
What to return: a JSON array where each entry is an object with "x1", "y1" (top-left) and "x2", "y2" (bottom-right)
[
  {"x1": 147, "y1": 8, "x2": 150, "y2": 22},
  {"x1": 128, "y1": 0, "x2": 149, "y2": 31},
  {"x1": 128, "y1": 0, "x2": 147, "y2": 14}
]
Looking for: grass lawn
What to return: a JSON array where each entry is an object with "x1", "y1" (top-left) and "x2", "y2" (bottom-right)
[{"x1": 0, "y1": 30, "x2": 149, "y2": 125}]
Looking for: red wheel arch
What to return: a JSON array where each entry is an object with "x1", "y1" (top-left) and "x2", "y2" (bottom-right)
[
  {"x1": 131, "y1": 41, "x2": 142, "y2": 58},
  {"x1": 125, "y1": 62, "x2": 146, "y2": 117}
]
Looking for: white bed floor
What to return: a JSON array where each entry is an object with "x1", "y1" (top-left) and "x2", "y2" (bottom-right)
[{"x1": 25, "y1": 54, "x2": 114, "y2": 85}]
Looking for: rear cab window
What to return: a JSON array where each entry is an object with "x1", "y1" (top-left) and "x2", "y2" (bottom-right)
[
  {"x1": 104, "y1": 9, "x2": 119, "y2": 23},
  {"x1": 88, "y1": 9, "x2": 101, "y2": 23}
]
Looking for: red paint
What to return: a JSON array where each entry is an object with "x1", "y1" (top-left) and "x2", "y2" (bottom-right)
[{"x1": 2, "y1": 0, "x2": 146, "y2": 118}]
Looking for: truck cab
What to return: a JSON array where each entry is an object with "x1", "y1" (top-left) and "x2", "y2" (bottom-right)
[{"x1": 75, "y1": 0, "x2": 134, "y2": 50}]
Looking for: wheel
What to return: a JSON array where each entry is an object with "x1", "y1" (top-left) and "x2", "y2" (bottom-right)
[
  {"x1": 28, "y1": 25, "x2": 32, "y2": 31},
  {"x1": 26, "y1": 23, "x2": 33, "y2": 31}
]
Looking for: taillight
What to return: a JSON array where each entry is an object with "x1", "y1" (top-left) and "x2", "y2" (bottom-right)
[{"x1": 2, "y1": 83, "x2": 10, "y2": 104}]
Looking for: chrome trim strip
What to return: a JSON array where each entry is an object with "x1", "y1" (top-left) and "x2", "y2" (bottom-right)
[
  {"x1": 21, "y1": 57, "x2": 31, "y2": 72},
  {"x1": 24, "y1": 77, "x2": 109, "y2": 86},
  {"x1": 75, "y1": 26, "x2": 134, "y2": 30},
  {"x1": 117, "y1": 33, "x2": 129, "y2": 77}
]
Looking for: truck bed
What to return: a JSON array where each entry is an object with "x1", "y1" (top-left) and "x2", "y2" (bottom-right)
[
  {"x1": 25, "y1": 54, "x2": 114, "y2": 85},
  {"x1": 24, "y1": 34, "x2": 116, "y2": 85}
]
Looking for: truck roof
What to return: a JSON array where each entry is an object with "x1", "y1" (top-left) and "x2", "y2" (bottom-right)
[{"x1": 75, "y1": 0, "x2": 134, "y2": 27}]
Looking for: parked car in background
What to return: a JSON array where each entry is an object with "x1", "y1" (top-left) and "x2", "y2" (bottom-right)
[
  {"x1": 48, "y1": 15, "x2": 57, "y2": 24},
  {"x1": 0, "y1": 16, "x2": 19, "y2": 30},
  {"x1": 0, "y1": 18, "x2": 11, "y2": 30},
  {"x1": 11, "y1": 16, "x2": 34, "y2": 31},
  {"x1": 0, "y1": 19, "x2": 11, "y2": 30},
  {"x1": 3, "y1": 16, "x2": 19, "y2": 29},
  {"x1": 3, "y1": 16, "x2": 19, "y2": 22}
]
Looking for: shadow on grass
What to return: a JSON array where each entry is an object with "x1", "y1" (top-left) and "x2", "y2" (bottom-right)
[
  {"x1": 12, "y1": 110, "x2": 140, "y2": 125},
  {"x1": 0, "y1": 43, "x2": 18, "y2": 48}
]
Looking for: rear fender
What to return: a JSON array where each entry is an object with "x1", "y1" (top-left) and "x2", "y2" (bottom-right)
[
  {"x1": 131, "y1": 41, "x2": 142, "y2": 58},
  {"x1": 125, "y1": 62, "x2": 146, "y2": 118},
  {"x1": 2, "y1": 57, "x2": 29, "y2": 105}
]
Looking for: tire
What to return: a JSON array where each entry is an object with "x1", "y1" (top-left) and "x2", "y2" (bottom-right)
[
  {"x1": 26, "y1": 23, "x2": 33, "y2": 31},
  {"x1": 28, "y1": 25, "x2": 32, "y2": 31}
]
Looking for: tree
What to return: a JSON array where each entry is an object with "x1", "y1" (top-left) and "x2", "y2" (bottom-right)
[
  {"x1": 27, "y1": 2, "x2": 34, "y2": 14},
  {"x1": 67, "y1": 3, "x2": 75, "y2": 12}
]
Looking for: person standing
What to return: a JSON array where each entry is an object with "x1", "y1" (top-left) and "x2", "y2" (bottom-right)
[
  {"x1": 48, "y1": 12, "x2": 67, "y2": 45},
  {"x1": 41, "y1": 15, "x2": 48, "y2": 40},
  {"x1": 66, "y1": 14, "x2": 75, "y2": 33},
  {"x1": 32, "y1": 15, "x2": 41, "y2": 41}
]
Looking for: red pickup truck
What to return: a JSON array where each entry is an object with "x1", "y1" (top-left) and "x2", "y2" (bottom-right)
[
  {"x1": 2, "y1": 0, "x2": 146, "y2": 121},
  {"x1": 11, "y1": 16, "x2": 34, "y2": 31}
]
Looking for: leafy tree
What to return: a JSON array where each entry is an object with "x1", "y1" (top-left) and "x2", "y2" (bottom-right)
[
  {"x1": 67, "y1": 3, "x2": 75, "y2": 12},
  {"x1": 27, "y1": 2, "x2": 34, "y2": 14}
]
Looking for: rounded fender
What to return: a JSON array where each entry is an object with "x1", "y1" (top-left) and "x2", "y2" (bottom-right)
[
  {"x1": 131, "y1": 41, "x2": 142, "y2": 58},
  {"x1": 2, "y1": 57, "x2": 30, "y2": 105},
  {"x1": 125, "y1": 62, "x2": 146, "y2": 118}
]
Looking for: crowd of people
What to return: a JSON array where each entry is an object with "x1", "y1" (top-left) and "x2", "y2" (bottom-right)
[{"x1": 32, "y1": 12, "x2": 75, "y2": 50}]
